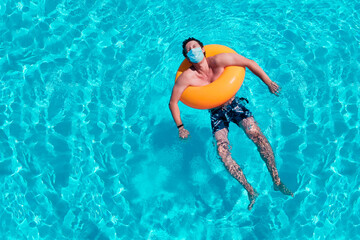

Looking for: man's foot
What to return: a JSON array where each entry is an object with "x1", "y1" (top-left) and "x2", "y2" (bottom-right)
[
  {"x1": 247, "y1": 191, "x2": 259, "y2": 210},
  {"x1": 274, "y1": 182, "x2": 294, "y2": 197}
]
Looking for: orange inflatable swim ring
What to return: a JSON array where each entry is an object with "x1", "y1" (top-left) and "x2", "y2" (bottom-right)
[{"x1": 175, "y1": 44, "x2": 246, "y2": 109}]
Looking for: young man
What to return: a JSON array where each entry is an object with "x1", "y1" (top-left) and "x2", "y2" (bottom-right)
[{"x1": 169, "y1": 37, "x2": 293, "y2": 210}]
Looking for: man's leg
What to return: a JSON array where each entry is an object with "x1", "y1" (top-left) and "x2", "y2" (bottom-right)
[
  {"x1": 214, "y1": 128, "x2": 258, "y2": 210},
  {"x1": 239, "y1": 117, "x2": 293, "y2": 196}
]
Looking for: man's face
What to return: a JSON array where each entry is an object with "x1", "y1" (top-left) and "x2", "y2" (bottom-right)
[
  {"x1": 185, "y1": 40, "x2": 204, "y2": 56},
  {"x1": 185, "y1": 40, "x2": 206, "y2": 64}
]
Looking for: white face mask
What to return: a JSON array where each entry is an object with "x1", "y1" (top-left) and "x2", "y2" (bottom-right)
[{"x1": 187, "y1": 47, "x2": 204, "y2": 63}]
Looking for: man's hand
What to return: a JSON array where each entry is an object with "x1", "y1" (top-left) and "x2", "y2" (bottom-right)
[
  {"x1": 268, "y1": 81, "x2": 281, "y2": 96},
  {"x1": 178, "y1": 127, "x2": 190, "y2": 139}
]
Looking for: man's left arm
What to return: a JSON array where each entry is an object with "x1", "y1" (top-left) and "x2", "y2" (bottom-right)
[{"x1": 214, "y1": 53, "x2": 280, "y2": 96}]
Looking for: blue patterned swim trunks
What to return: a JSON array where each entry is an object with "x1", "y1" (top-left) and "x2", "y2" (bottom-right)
[{"x1": 210, "y1": 97, "x2": 253, "y2": 134}]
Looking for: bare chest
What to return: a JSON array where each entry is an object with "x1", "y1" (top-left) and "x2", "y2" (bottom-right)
[{"x1": 189, "y1": 67, "x2": 225, "y2": 87}]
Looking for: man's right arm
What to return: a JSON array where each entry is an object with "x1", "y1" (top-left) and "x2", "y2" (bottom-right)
[{"x1": 169, "y1": 76, "x2": 190, "y2": 139}]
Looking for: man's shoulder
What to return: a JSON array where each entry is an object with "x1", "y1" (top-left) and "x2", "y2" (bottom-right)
[
  {"x1": 207, "y1": 54, "x2": 228, "y2": 68},
  {"x1": 211, "y1": 53, "x2": 239, "y2": 67},
  {"x1": 212, "y1": 53, "x2": 235, "y2": 61}
]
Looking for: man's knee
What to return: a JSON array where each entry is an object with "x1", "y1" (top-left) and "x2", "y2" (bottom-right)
[
  {"x1": 215, "y1": 129, "x2": 229, "y2": 148},
  {"x1": 241, "y1": 118, "x2": 262, "y2": 142},
  {"x1": 247, "y1": 128, "x2": 262, "y2": 142},
  {"x1": 214, "y1": 128, "x2": 230, "y2": 156},
  {"x1": 217, "y1": 143, "x2": 227, "y2": 155}
]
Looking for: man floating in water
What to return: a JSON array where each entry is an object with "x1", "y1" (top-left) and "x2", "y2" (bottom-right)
[{"x1": 169, "y1": 37, "x2": 294, "y2": 210}]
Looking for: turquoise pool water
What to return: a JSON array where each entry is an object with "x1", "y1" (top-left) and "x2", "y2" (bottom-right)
[{"x1": 1, "y1": 0, "x2": 359, "y2": 239}]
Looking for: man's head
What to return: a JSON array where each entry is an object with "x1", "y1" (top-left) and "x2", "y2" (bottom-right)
[{"x1": 182, "y1": 37, "x2": 206, "y2": 63}]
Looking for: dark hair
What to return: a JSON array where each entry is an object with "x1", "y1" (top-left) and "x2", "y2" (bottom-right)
[{"x1": 182, "y1": 37, "x2": 204, "y2": 58}]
